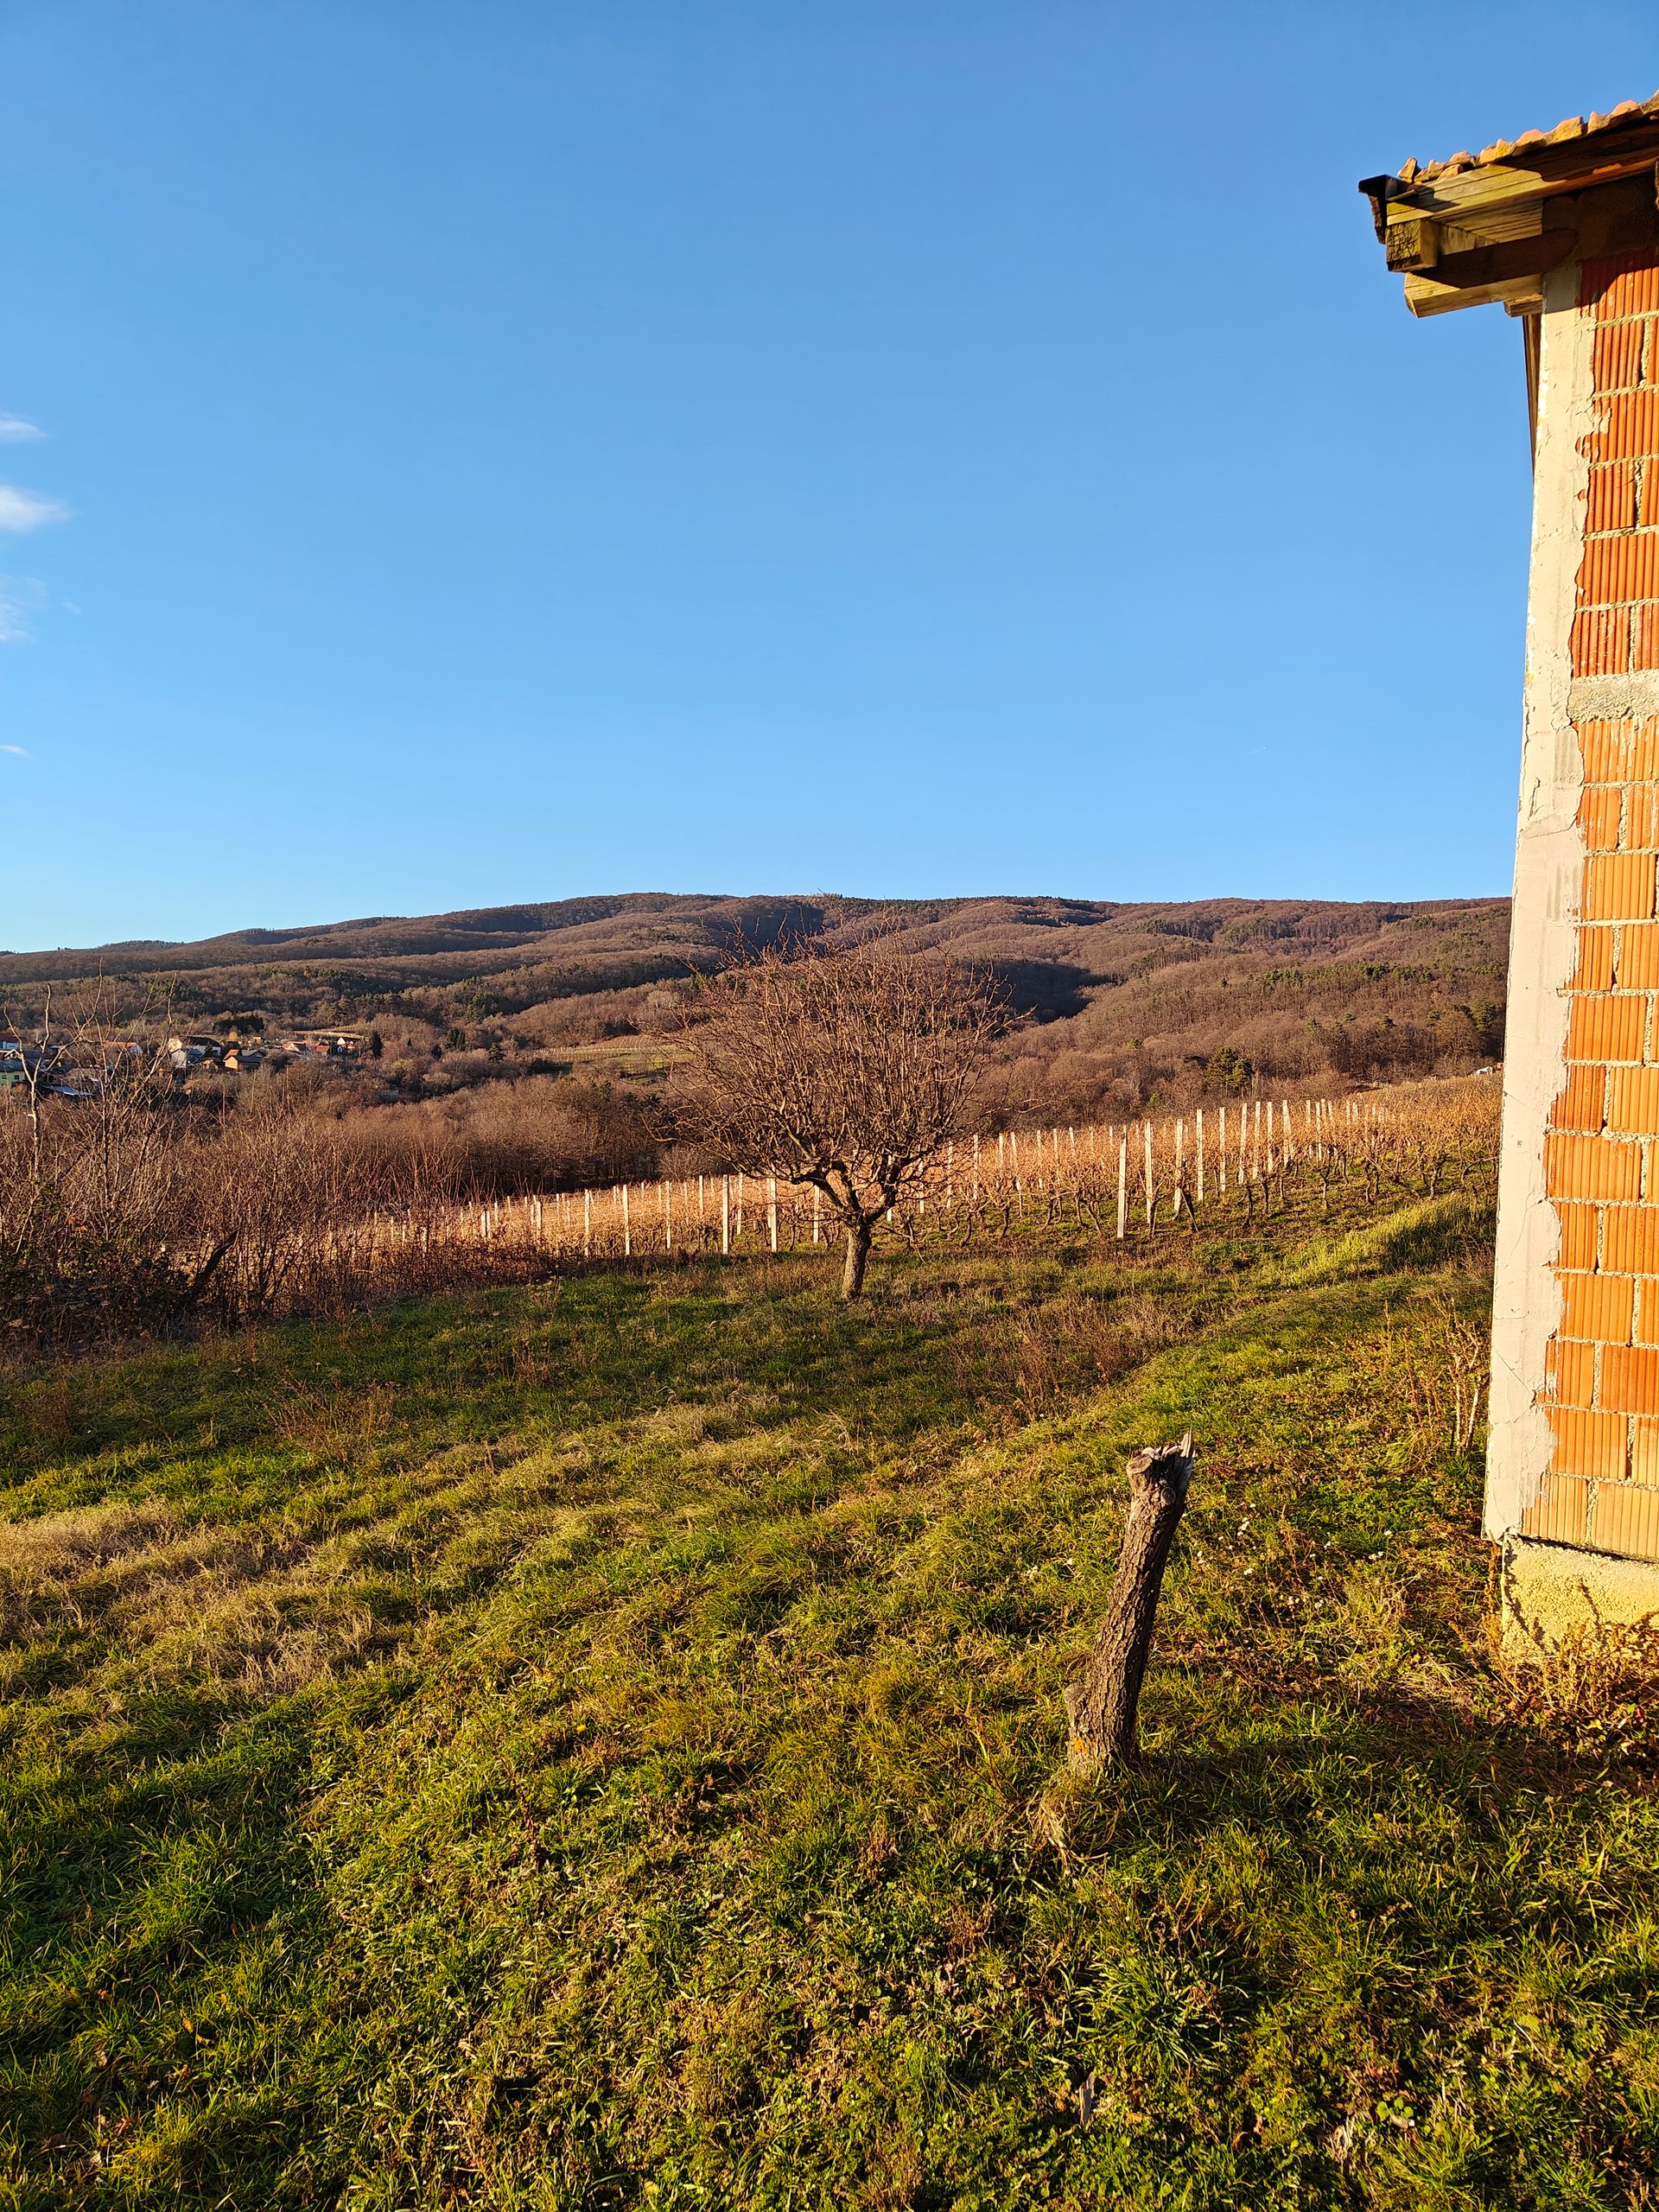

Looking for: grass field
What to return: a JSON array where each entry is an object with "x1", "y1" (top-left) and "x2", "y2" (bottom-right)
[{"x1": 3, "y1": 1164, "x2": 1657, "y2": 2209}]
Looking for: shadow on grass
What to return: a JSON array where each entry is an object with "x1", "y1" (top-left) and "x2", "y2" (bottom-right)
[{"x1": 1, "y1": 1694, "x2": 344, "y2": 2204}]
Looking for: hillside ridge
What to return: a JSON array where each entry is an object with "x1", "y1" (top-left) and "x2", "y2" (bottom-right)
[
  {"x1": 0, "y1": 890, "x2": 1512, "y2": 1116},
  {"x1": 1, "y1": 889, "x2": 1504, "y2": 976}
]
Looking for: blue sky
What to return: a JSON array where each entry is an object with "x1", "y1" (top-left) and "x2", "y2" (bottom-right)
[{"x1": 2, "y1": 1, "x2": 1655, "y2": 948}]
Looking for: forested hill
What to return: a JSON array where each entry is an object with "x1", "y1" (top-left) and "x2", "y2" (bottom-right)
[{"x1": 0, "y1": 892, "x2": 1509, "y2": 1117}]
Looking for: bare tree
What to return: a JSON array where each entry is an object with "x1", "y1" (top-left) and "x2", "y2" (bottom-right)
[{"x1": 671, "y1": 940, "x2": 1000, "y2": 1297}]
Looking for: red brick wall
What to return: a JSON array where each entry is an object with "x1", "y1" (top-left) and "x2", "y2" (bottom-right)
[{"x1": 1523, "y1": 254, "x2": 1659, "y2": 1561}]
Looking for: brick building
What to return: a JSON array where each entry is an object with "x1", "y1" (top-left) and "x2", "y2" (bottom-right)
[{"x1": 1363, "y1": 98, "x2": 1659, "y2": 1635}]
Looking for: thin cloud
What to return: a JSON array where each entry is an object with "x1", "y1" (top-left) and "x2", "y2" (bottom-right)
[
  {"x1": 0, "y1": 485, "x2": 70, "y2": 531},
  {"x1": 0, "y1": 576, "x2": 47, "y2": 643},
  {"x1": 0, "y1": 743, "x2": 30, "y2": 758},
  {"x1": 0, "y1": 416, "x2": 45, "y2": 442}
]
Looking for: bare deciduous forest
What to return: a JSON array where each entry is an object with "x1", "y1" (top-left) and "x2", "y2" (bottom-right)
[{"x1": 2, "y1": 888, "x2": 1508, "y2": 1122}]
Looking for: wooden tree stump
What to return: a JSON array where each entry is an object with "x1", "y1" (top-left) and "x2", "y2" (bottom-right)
[{"x1": 1065, "y1": 1433, "x2": 1195, "y2": 1768}]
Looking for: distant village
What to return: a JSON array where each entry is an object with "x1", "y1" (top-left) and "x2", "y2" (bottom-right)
[
  {"x1": 162, "y1": 1025, "x2": 370, "y2": 1074},
  {"x1": 0, "y1": 1024, "x2": 372, "y2": 1098}
]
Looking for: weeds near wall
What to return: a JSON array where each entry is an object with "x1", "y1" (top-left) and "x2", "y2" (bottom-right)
[
  {"x1": 1484, "y1": 1589, "x2": 1659, "y2": 1768},
  {"x1": 1387, "y1": 1287, "x2": 1491, "y2": 1458}
]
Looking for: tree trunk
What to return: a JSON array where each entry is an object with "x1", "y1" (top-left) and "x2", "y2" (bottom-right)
[
  {"x1": 841, "y1": 1216, "x2": 874, "y2": 1299},
  {"x1": 1065, "y1": 1434, "x2": 1194, "y2": 1768}
]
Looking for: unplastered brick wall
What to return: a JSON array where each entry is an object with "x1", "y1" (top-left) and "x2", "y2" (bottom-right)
[{"x1": 1526, "y1": 253, "x2": 1659, "y2": 1562}]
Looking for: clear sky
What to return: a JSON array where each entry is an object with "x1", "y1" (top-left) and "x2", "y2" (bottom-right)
[{"x1": 2, "y1": 2, "x2": 1655, "y2": 948}]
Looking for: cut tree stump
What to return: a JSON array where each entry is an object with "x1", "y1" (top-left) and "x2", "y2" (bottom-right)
[{"x1": 1065, "y1": 1432, "x2": 1195, "y2": 1769}]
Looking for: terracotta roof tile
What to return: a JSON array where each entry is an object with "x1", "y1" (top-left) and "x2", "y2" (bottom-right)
[{"x1": 1408, "y1": 92, "x2": 1659, "y2": 181}]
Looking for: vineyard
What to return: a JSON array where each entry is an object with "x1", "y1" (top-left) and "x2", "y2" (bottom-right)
[{"x1": 228, "y1": 1076, "x2": 1502, "y2": 1313}]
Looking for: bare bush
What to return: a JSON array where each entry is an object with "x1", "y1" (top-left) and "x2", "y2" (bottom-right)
[
  {"x1": 363, "y1": 1073, "x2": 660, "y2": 1194},
  {"x1": 0, "y1": 988, "x2": 206, "y2": 1343}
]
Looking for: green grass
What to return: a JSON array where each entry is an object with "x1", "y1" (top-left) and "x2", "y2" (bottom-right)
[{"x1": 2, "y1": 1178, "x2": 1656, "y2": 2209}]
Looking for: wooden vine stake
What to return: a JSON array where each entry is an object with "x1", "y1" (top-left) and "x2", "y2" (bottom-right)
[{"x1": 1065, "y1": 1432, "x2": 1195, "y2": 1769}]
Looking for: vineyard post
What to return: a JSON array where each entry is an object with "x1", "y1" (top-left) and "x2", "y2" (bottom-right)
[
  {"x1": 721, "y1": 1176, "x2": 731, "y2": 1255},
  {"x1": 583, "y1": 1188, "x2": 592, "y2": 1259},
  {"x1": 972, "y1": 1131, "x2": 981, "y2": 1203},
  {"x1": 813, "y1": 1183, "x2": 822, "y2": 1244},
  {"x1": 1196, "y1": 1107, "x2": 1205, "y2": 1205},
  {"x1": 1144, "y1": 1120, "x2": 1154, "y2": 1232},
  {"x1": 664, "y1": 1179, "x2": 672, "y2": 1252},
  {"x1": 767, "y1": 1174, "x2": 779, "y2": 1253},
  {"x1": 621, "y1": 1183, "x2": 631, "y2": 1259},
  {"x1": 1117, "y1": 1132, "x2": 1128, "y2": 1240}
]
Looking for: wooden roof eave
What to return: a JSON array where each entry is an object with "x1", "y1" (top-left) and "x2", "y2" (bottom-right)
[{"x1": 1359, "y1": 156, "x2": 1659, "y2": 319}]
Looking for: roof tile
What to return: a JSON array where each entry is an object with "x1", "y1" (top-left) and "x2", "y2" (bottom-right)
[{"x1": 1407, "y1": 93, "x2": 1659, "y2": 181}]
